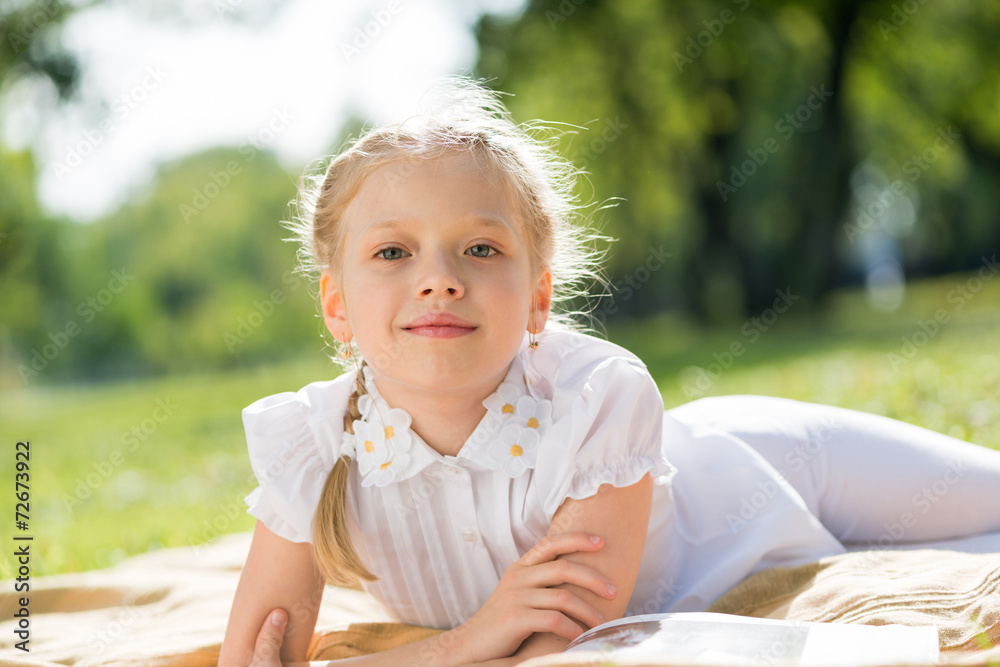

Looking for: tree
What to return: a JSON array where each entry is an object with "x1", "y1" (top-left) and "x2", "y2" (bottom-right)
[{"x1": 474, "y1": 0, "x2": 1000, "y2": 324}]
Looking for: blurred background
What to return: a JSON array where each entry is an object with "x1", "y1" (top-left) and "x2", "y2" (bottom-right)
[{"x1": 1, "y1": 0, "x2": 998, "y2": 576}]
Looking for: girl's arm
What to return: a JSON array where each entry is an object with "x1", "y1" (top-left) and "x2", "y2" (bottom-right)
[
  {"x1": 219, "y1": 520, "x2": 326, "y2": 667},
  {"x1": 507, "y1": 473, "x2": 654, "y2": 663},
  {"x1": 233, "y1": 472, "x2": 651, "y2": 667},
  {"x1": 244, "y1": 529, "x2": 623, "y2": 667}
]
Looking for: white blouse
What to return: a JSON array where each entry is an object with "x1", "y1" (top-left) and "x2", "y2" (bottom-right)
[{"x1": 243, "y1": 329, "x2": 844, "y2": 629}]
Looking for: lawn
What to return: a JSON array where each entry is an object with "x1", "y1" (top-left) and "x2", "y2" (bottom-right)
[{"x1": 1, "y1": 270, "x2": 998, "y2": 577}]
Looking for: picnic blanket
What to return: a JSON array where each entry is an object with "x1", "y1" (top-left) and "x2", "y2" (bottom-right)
[{"x1": 1, "y1": 533, "x2": 999, "y2": 667}]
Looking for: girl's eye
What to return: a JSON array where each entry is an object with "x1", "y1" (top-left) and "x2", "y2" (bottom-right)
[
  {"x1": 467, "y1": 244, "x2": 497, "y2": 258},
  {"x1": 375, "y1": 247, "x2": 408, "y2": 261}
]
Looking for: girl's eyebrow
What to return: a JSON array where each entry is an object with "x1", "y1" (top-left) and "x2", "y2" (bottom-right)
[{"x1": 359, "y1": 216, "x2": 516, "y2": 238}]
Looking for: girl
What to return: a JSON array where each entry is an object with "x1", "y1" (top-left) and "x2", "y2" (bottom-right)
[{"x1": 219, "y1": 79, "x2": 1000, "y2": 667}]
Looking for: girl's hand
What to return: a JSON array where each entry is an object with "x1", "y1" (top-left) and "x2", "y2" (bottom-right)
[{"x1": 452, "y1": 532, "x2": 618, "y2": 664}]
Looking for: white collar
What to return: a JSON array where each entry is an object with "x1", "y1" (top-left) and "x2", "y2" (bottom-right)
[{"x1": 340, "y1": 337, "x2": 553, "y2": 487}]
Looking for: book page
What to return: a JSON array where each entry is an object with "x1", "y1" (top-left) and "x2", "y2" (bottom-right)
[{"x1": 564, "y1": 612, "x2": 939, "y2": 665}]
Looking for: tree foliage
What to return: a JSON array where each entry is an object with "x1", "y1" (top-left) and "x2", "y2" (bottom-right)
[
  {"x1": 2, "y1": 0, "x2": 999, "y2": 385},
  {"x1": 475, "y1": 0, "x2": 1000, "y2": 323}
]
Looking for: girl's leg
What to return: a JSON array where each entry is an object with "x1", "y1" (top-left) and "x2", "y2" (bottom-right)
[{"x1": 668, "y1": 395, "x2": 1000, "y2": 546}]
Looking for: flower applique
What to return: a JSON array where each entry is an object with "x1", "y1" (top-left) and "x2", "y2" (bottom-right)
[
  {"x1": 349, "y1": 377, "x2": 414, "y2": 488},
  {"x1": 483, "y1": 382, "x2": 524, "y2": 420},
  {"x1": 338, "y1": 364, "x2": 552, "y2": 484},
  {"x1": 483, "y1": 380, "x2": 552, "y2": 478},
  {"x1": 489, "y1": 423, "x2": 540, "y2": 477}
]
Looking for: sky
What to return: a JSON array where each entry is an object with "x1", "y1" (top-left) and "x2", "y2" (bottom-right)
[{"x1": 2, "y1": 0, "x2": 524, "y2": 222}]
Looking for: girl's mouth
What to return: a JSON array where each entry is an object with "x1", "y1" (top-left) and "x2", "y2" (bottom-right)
[
  {"x1": 402, "y1": 312, "x2": 477, "y2": 338},
  {"x1": 404, "y1": 325, "x2": 477, "y2": 338}
]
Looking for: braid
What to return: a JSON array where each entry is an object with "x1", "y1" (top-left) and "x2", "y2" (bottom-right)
[
  {"x1": 344, "y1": 360, "x2": 367, "y2": 435},
  {"x1": 312, "y1": 360, "x2": 378, "y2": 587}
]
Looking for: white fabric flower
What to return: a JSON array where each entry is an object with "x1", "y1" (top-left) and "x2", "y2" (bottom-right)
[
  {"x1": 488, "y1": 423, "x2": 540, "y2": 478},
  {"x1": 367, "y1": 449, "x2": 413, "y2": 487},
  {"x1": 357, "y1": 393, "x2": 376, "y2": 421},
  {"x1": 347, "y1": 360, "x2": 549, "y2": 483},
  {"x1": 356, "y1": 405, "x2": 414, "y2": 487},
  {"x1": 484, "y1": 382, "x2": 527, "y2": 421},
  {"x1": 354, "y1": 419, "x2": 390, "y2": 476},
  {"x1": 512, "y1": 396, "x2": 552, "y2": 432}
]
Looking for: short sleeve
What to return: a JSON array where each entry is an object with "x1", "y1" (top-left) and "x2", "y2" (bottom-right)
[
  {"x1": 535, "y1": 357, "x2": 676, "y2": 522},
  {"x1": 242, "y1": 391, "x2": 333, "y2": 544}
]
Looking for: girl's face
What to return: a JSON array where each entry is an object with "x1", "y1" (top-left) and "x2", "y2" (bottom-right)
[{"x1": 321, "y1": 151, "x2": 552, "y2": 397}]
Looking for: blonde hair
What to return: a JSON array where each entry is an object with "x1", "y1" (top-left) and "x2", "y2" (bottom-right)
[{"x1": 286, "y1": 77, "x2": 610, "y2": 586}]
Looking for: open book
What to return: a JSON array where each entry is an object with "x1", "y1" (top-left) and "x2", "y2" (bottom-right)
[{"x1": 560, "y1": 612, "x2": 940, "y2": 665}]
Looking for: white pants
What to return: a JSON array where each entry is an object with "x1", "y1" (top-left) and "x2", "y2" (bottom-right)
[{"x1": 668, "y1": 395, "x2": 1000, "y2": 550}]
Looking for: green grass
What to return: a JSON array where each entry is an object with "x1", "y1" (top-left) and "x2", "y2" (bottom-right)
[
  {"x1": 609, "y1": 269, "x2": 1000, "y2": 448},
  {"x1": 1, "y1": 270, "x2": 998, "y2": 577}
]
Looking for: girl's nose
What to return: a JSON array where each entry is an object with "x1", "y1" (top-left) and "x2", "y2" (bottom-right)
[{"x1": 416, "y1": 249, "x2": 465, "y2": 299}]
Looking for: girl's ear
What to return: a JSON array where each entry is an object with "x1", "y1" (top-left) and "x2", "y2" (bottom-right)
[
  {"x1": 528, "y1": 269, "x2": 553, "y2": 334},
  {"x1": 320, "y1": 271, "x2": 352, "y2": 342}
]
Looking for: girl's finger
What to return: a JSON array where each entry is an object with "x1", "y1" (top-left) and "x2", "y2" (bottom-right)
[
  {"x1": 520, "y1": 559, "x2": 618, "y2": 600},
  {"x1": 523, "y1": 607, "x2": 597, "y2": 642},
  {"x1": 518, "y1": 532, "x2": 603, "y2": 567},
  {"x1": 528, "y1": 587, "x2": 607, "y2": 629},
  {"x1": 250, "y1": 609, "x2": 287, "y2": 667}
]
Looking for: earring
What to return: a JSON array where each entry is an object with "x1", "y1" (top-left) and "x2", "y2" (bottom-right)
[
  {"x1": 340, "y1": 338, "x2": 354, "y2": 360},
  {"x1": 528, "y1": 330, "x2": 539, "y2": 350}
]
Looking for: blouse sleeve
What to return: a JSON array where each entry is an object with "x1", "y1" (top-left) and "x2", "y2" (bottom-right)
[
  {"x1": 535, "y1": 357, "x2": 676, "y2": 523},
  {"x1": 242, "y1": 391, "x2": 332, "y2": 544}
]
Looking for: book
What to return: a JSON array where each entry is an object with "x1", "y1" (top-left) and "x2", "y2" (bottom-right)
[{"x1": 553, "y1": 612, "x2": 940, "y2": 666}]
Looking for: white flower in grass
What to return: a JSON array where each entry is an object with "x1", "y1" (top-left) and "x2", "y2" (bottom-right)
[{"x1": 488, "y1": 423, "x2": 540, "y2": 478}]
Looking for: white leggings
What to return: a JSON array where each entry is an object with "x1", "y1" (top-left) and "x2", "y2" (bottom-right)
[{"x1": 668, "y1": 395, "x2": 1000, "y2": 548}]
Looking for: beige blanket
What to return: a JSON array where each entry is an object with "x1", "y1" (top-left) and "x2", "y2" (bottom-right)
[{"x1": 1, "y1": 534, "x2": 998, "y2": 667}]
